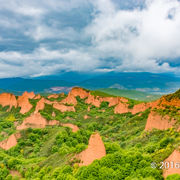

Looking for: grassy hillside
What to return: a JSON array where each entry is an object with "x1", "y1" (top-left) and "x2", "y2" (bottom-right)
[
  {"x1": 97, "y1": 88, "x2": 162, "y2": 101},
  {"x1": 0, "y1": 89, "x2": 179, "y2": 179}
]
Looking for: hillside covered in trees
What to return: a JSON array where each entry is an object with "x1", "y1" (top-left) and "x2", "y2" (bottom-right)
[{"x1": 0, "y1": 87, "x2": 179, "y2": 180}]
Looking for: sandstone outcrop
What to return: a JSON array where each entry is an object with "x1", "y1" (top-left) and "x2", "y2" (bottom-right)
[
  {"x1": 17, "y1": 95, "x2": 32, "y2": 114},
  {"x1": 163, "y1": 149, "x2": 180, "y2": 178},
  {"x1": 61, "y1": 93, "x2": 77, "y2": 105},
  {"x1": 34, "y1": 94, "x2": 41, "y2": 99},
  {"x1": 48, "y1": 94, "x2": 59, "y2": 99},
  {"x1": 70, "y1": 87, "x2": 89, "y2": 99},
  {"x1": 0, "y1": 133, "x2": 21, "y2": 150},
  {"x1": 145, "y1": 111, "x2": 177, "y2": 131},
  {"x1": 114, "y1": 102, "x2": 130, "y2": 114},
  {"x1": 61, "y1": 123, "x2": 79, "y2": 132},
  {"x1": 35, "y1": 98, "x2": 45, "y2": 113},
  {"x1": 22, "y1": 91, "x2": 35, "y2": 99},
  {"x1": 16, "y1": 113, "x2": 59, "y2": 130},
  {"x1": 53, "y1": 103, "x2": 75, "y2": 112},
  {"x1": 85, "y1": 94, "x2": 101, "y2": 107},
  {"x1": 0, "y1": 93, "x2": 17, "y2": 108},
  {"x1": 76, "y1": 133, "x2": 106, "y2": 166}
]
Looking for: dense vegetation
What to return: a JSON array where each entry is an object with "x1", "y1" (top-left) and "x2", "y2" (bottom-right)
[{"x1": 0, "y1": 91, "x2": 179, "y2": 179}]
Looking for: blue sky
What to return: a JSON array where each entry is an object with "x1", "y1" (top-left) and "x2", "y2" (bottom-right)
[{"x1": 0, "y1": 0, "x2": 180, "y2": 78}]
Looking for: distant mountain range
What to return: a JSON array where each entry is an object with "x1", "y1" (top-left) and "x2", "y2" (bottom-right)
[{"x1": 0, "y1": 72, "x2": 179, "y2": 95}]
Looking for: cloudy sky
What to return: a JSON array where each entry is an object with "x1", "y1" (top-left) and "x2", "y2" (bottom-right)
[{"x1": 0, "y1": 0, "x2": 180, "y2": 78}]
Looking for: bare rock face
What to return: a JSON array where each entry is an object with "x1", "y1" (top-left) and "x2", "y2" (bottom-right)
[
  {"x1": 48, "y1": 94, "x2": 59, "y2": 99},
  {"x1": 61, "y1": 93, "x2": 77, "y2": 105},
  {"x1": 22, "y1": 91, "x2": 35, "y2": 99},
  {"x1": 76, "y1": 133, "x2": 106, "y2": 166},
  {"x1": 85, "y1": 94, "x2": 101, "y2": 107},
  {"x1": 17, "y1": 113, "x2": 47, "y2": 130},
  {"x1": 0, "y1": 93, "x2": 17, "y2": 109},
  {"x1": 61, "y1": 123, "x2": 79, "y2": 132},
  {"x1": 163, "y1": 149, "x2": 180, "y2": 178},
  {"x1": 0, "y1": 133, "x2": 20, "y2": 150},
  {"x1": 34, "y1": 94, "x2": 41, "y2": 99},
  {"x1": 114, "y1": 102, "x2": 129, "y2": 114},
  {"x1": 35, "y1": 98, "x2": 45, "y2": 113},
  {"x1": 16, "y1": 112, "x2": 60, "y2": 130},
  {"x1": 131, "y1": 103, "x2": 151, "y2": 114},
  {"x1": 100, "y1": 97, "x2": 128, "y2": 107},
  {"x1": 53, "y1": 103, "x2": 75, "y2": 112},
  {"x1": 70, "y1": 87, "x2": 89, "y2": 99},
  {"x1": 145, "y1": 111, "x2": 177, "y2": 131},
  {"x1": 48, "y1": 120, "x2": 60, "y2": 126},
  {"x1": 17, "y1": 94, "x2": 33, "y2": 114}
]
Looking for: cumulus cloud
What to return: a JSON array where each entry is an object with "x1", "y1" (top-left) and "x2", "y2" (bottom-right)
[{"x1": 0, "y1": 0, "x2": 180, "y2": 77}]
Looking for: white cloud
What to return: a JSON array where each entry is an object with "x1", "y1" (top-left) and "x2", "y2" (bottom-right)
[
  {"x1": 0, "y1": 47, "x2": 99, "y2": 78},
  {"x1": 0, "y1": 0, "x2": 180, "y2": 77},
  {"x1": 85, "y1": 0, "x2": 180, "y2": 72}
]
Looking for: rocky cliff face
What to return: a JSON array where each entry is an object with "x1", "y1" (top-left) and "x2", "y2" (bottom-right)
[
  {"x1": 145, "y1": 111, "x2": 177, "y2": 131},
  {"x1": 0, "y1": 93, "x2": 17, "y2": 109},
  {"x1": 76, "y1": 132, "x2": 106, "y2": 166},
  {"x1": 163, "y1": 149, "x2": 180, "y2": 178}
]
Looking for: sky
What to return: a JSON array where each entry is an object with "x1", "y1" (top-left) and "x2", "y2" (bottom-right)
[{"x1": 0, "y1": 0, "x2": 180, "y2": 78}]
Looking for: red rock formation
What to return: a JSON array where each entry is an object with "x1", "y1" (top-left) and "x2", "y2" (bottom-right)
[
  {"x1": 76, "y1": 133, "x2": 106, "y2": 166},
  {"x1": 145, "y1": 111, "x2": 177, "y2": 131},
  {"x1": 53, "y1": 103, "x2": 75, "y2": 112},
  {"x1": 160, "y1": 96, "x2": 180, "y2": 107},
  {"x1": 17, "y1": 95, "x2": 32, "y2": 114},
  {"x1": 16, "y1": 113, "x2": 59, "y2": 130},
  {"x1": 100, "y1": 97, "x2": 128, "y2": 107},
  {"x1": 85, "y1": 94, "x2": 101, "y2": 107},
  {"x1": 61, "y1": 123, "x2": 79, "y2": 132},
  {"x1": 34, "y1": 94, "x2": 41, "y2": 99},
  {"x1": 70, "y1": 87, "x2": 89, "y2": 99},
  {"x1": 114, "y1": 102, "x2": 129, "y2": 114},
  {"x1": 0, "y1": 93, "x2": 17, "y2": 108},
  {"x1": 16, "y1": 113, "x2": 47, "y2": 130},
  {"x1": 48, "y1": 120, "x2": 60, "y2": 126},
  {"x1": 22, "y1": 91, "x2": 35, "y2": 99},
  {"x1": 131, "y1": 103, "x2": 151, "y2": 114},
  {"x1": 0, "y1": 133, "x2": 20, "y2": 150},
  {"x1": 163, "y1": 149, "x2": 180, "y2": 178},
  {"x1": 35, "y1": 98, "x2": 45, "y2": 113},
  {"x1": 48, "y1": 94, "x2": 59, "y2": 99},
  {"x1": 61, "y1": 93, "x2": 77, "y2": 105}
]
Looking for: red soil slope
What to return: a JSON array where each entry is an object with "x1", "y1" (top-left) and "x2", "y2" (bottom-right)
[
  {"x1": 76, "y1": 133, "x2": 106, "y2": 166},
  {"x1": 145, "y1": 111, "x2": 177, "y2": 131},
  {"x1": 163, "y1": 149, "x2": 180, "y2": 178}
]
